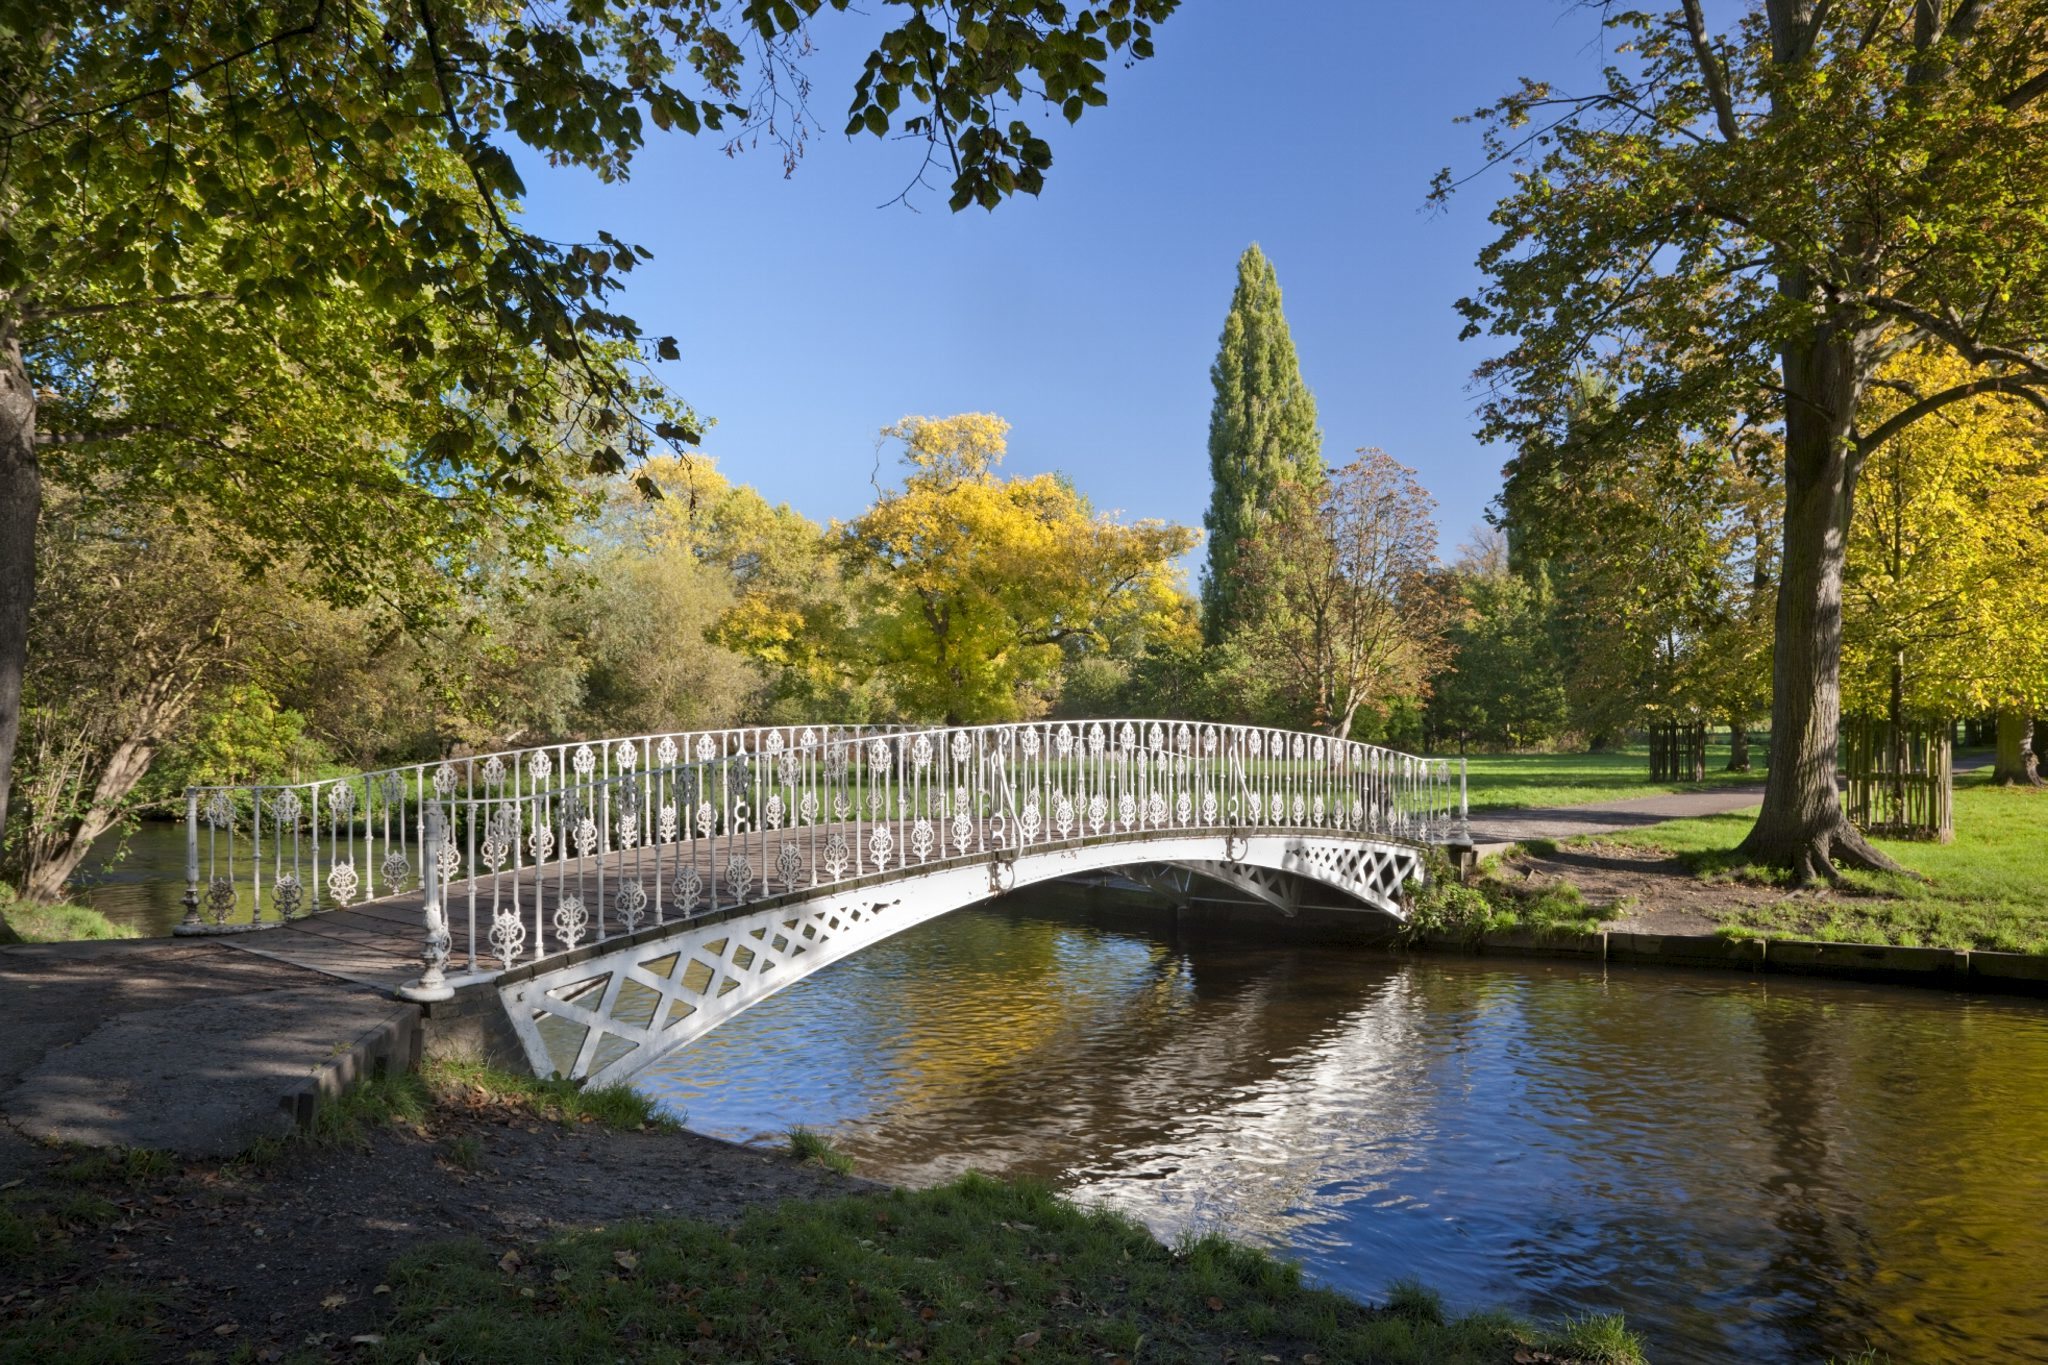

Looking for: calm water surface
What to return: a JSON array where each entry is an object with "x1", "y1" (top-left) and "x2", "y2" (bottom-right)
[
  {"x1": 73, "y1": 821, "x2": 196, "y2": 935},
  {"x1": 76, "y1": 833, "x2": 2048, "y2": 1361},
  {"x1": 638, "y1": 894, "x2": 2048, "y2": 1365}
]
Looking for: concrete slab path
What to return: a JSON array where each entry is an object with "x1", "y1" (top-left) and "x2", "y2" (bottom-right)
[{"x1": 0, "y1": 939, "x2": 417, "y2": 1159}]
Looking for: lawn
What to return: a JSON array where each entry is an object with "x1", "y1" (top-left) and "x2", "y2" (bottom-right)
[
  {"x1": 1451, "y1": 744, "x2": 1767, "y2": 812},
  {"x1": 366, "y1": 1171, "x2": 1643, "y2": 1365},
  {"x1": 1589, "y1": 771, "x2": 2048, "y2": 952}
]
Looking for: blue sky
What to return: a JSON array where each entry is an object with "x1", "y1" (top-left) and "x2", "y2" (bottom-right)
[{"x1": 518, "y1": 2, "x2": 1618, "y2": 568}]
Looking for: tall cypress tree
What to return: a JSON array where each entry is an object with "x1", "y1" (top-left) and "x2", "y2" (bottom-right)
[{"x1": 1200, "y1": 244, "x2": 1324, "y2": 644}]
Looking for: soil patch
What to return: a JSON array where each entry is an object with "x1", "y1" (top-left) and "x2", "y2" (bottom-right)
[
  {"x1": 1501, "y1": 842, "x2": 1836, "y2": 937},
  {"x1": 0, "y1": 1085, "x2": 865, "y2": 1362}
]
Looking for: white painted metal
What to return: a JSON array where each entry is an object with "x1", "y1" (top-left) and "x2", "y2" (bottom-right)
[
  {"x1": 504, "y1": 830, "x2": 1425, "y2": 1087},
  {"x1": 178, "y1": 720, "x2": 1470, "y2": 959}
]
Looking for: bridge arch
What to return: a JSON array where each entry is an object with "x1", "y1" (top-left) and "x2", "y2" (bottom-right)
[{"x1": 500, "y1": 829, "x2": 1426, "y2": 1086}]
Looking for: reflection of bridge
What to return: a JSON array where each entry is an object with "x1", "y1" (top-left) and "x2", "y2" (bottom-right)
[{"x1": 180, "y1": 721, "x2": 1468, "y2": 1087}]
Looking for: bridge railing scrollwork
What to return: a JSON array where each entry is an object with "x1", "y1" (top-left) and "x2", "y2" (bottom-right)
[{"x1": 177, "y1": 720, "x2": 1469, "y2": 989}]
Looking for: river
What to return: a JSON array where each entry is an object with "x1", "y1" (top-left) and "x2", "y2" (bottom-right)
[{"x1": 72, "y1": 830, "x2": 2048, "y2": 1362}]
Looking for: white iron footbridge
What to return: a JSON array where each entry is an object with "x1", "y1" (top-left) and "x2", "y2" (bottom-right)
[{"x1": 179, "y1": 720, "x2": 1469, "y2": 1087}]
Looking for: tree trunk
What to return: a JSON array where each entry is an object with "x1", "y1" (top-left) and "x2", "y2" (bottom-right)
[
  {"x1": 1727, "y1": 720, "x2": 1751, "y2": 772},
  {"x1": 1738, "y1": 328, "x2": 1902, "y2": 881},
  {"x1": 0, "y1": 328, "x2": 39, "y2": 867},
  {"x1": 1992, "y1": 710, "x2": 2043, "y2": 786},
  {"x1": 18, "y1": 734, "x2": 161, "y2": 902}
]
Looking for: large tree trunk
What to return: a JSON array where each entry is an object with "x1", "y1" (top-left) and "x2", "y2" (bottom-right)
[
  {"x1": 1738, "y1": 328, "x2": 1903, "y2": 881},
  {"x1": 1992, "y1": 710, "x2": 2043, "y2": 786},
  {"x1": 0, "y1": 329, "x2": 39, "y2": 866}
]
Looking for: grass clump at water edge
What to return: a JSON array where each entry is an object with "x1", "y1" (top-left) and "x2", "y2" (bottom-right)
[
  {"x1": 1400, "y1": 847, "x2": 1609, "y2": 943},
  {"x1": 787, "y1": 1124, "x2": 856, "y2": 1175},
  {"x1": 0, "y1": 885, "x2": 135, "y2": 944},
  {"x1": 235, "y1": 1055, "x2": 677, "y2": 1168},
  {"x1": 424, "y1": 1055, "x2": 679, "y2": 1131},
  {"x1": 364, "y1": 1172, "x2": 1645, "y2": 1364}
]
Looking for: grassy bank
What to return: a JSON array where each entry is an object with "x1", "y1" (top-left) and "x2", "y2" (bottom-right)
[
  {"x1": 367, "y1": 1173, "x2": 1642, "y2": 1365},
  {"x1": 1455, "y1": 746, "x2": 1765, "y2": 812},
  {"x1": 0, "y1": 887, "x2": 134, "y2": 944},
  {"x1": 1583, "y1": 772, "x2": 2048, "y2": 952},
  {"x1": 0, "y1": 1062, "x2": 1646, "y2": 1365},
  {"x1": 1404, "y1": 850, "x2": 1610, "y2": 942}
]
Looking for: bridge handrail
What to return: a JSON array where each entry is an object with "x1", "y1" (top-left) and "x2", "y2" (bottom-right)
[{"x1": 172, "y1": 720, "x2": 1469, "y2": 995}]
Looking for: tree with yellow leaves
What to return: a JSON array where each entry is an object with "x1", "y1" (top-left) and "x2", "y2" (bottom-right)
[
  {"x1": 843, "y1": 415, "x2": 1197, "y2": 725},
  {"x1": 1845, "y1": 350, "x2": 2048, "y2": 784},
  {"x1": 597, "y1": 455, "x2": 884, "y2": 722}
]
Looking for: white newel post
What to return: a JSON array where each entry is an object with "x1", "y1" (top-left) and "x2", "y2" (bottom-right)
[
  {"x1": 399, "y1": 803, "x2": 456, "y2": 1002},
  {"x1": 178, "y1": 787, "x2": 202, "y2": 930}
]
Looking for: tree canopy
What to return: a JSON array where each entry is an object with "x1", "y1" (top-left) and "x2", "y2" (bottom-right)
[
  {"x1": 0, "y1": 0, "x2": 1181, "y2": 843},
  {"x1": 842, "y1": 414, "x2": 1196, "y2": 725},
  {"x1": 1844, "y1": 349, "x2": 2048, "y2": 723},
  {"x1": 1446, "y1": 0, "x2": 2048, "y2": 879}
]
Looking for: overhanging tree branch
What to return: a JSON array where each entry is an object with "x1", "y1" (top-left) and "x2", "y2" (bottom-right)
[{"x1": 1856, "y1": 374, "x2": 2048, "y2": 453}]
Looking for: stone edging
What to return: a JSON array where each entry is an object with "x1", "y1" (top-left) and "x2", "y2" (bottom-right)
[
  {"x1": 278, "y1": 1001, "x2": 425, "y2": 1131},
  {"x1": 1406, "y1": 927, "x2": 2048, "y2": 994}
]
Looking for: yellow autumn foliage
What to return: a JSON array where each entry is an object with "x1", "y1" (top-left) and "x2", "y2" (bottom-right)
[
  {"x1": 842, "y1": 414, "x2": 1198, "y2": 724},
  {"x1": 1845, "y1": 350, "x2": 2048, "y2": 717}
]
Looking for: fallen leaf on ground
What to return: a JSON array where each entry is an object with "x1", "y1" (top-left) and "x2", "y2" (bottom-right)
[
  {"x1": 1013, "y1": 1329, "x2": 1041, "y2": 1349},
  {"x1": 613, "y1": 1250, "x2": 639, "y2": 1271},
  {"x1": 321, "y1": 1294, "x2": 348, "y2": 1310}
]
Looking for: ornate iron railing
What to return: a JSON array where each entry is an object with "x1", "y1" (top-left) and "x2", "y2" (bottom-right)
[{"x1": 178, "y1": 720, "x2": 1469, "y2": 995}]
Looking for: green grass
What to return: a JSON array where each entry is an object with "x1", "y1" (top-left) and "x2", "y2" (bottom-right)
[
  {"x1": 424, "y1": 1056, "x2": 678, "y2": 1132},
  {"x1": 0, "y1": 888, "x2": 136, "y2": 944},
  {"x1": 309, "y1": 1067, "x2": 433, "y2": 1146},
  {"x1": 1402, "y1": 849, "x2": 1609, "y2": 943},
  {"x1": 364, "y1": 1173, "x2": 1642, "y2": 1364},
  {"x1": 0, "y1": 1285, "x2": 163, "y2": 1364},
  {"x1": 1586, "y1": 771, "x2": 2048, "y2": 952},
  {"x1": 787, "y1": 1124, "x2": 857, "y2": 1175},
  {"x1": 49, "y1": 1145, "x2": 176, "y2": 1186},
  {"x1": 236, "y1": 1058, "x2": 675, "y2": 1170},
  {"x1": 1454, "y1": 745, "x2": 1766, "y2": 812}
]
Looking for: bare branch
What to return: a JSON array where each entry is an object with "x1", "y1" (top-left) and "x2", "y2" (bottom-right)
[
  {"x1": 1681, "y1": 0, "x2": 1742, "y2": 141},
  {"x1": 2002, "y1": 67, "x2": 2048, "y2": 111}
]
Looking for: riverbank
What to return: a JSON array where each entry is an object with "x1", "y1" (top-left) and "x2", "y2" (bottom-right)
[
  {"x1": 0, "y1": 888, "x2": 132, "y2": 945},
  {"x1": 1480, "y1": 770, "x2": 2048, "y2": 955},
  {"x1": 0, "y1": 1060, "x2": 1644, "y2": 1364}
]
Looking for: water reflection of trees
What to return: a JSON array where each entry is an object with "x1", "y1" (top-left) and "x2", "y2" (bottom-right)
[
  {"x1": 649, "y1": 902, "x2": 2048, "y2": 1363},
  {"x1": 835, "y1": 908, "x2": 1425, "y2": 1186}
]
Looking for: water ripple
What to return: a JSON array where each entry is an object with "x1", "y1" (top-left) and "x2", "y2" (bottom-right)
[{"x1": 637, "y1": 894, "x2": 2048, "y2": 1364}]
